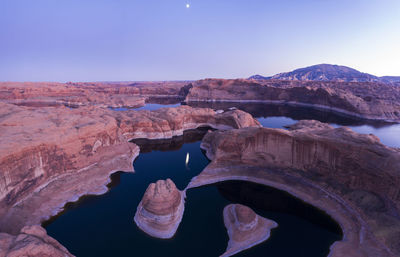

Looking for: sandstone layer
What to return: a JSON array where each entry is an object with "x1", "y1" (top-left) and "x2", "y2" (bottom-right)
[
  {"x1": 221, "y1": 204, "x2": 277, "y2": 257},
  {"x1": 0, "y1": 104, "x2": 260, "y2": 237},
  {"x1": 187, "y1": 120, "x2": 400, "y2": 257},
  {"x1": 0, "y1": 81, "x2": 191, "y2": 109},
  {"x1": 0, "y1": 225, "x2": 74, "y2": 257},
  {"x1": 134, "y1": 179, "x2": 184, "y2": 239},
  {"x1": 184, "y1": 79, "x2": 400, "y2": 122}
]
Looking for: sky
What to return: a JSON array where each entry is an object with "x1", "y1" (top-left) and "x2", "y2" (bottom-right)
[{"x1": 0, "y1": 0, "x2": 399, "y2": 81}]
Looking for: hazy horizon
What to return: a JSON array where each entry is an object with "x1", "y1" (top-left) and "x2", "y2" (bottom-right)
[{"x1": 1, "y1": 0, "x2": 399, "y2": 81}]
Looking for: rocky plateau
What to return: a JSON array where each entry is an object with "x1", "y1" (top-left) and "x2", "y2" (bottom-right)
[{"x1": 0, "y1": 78, "x2": 399, "y2": 256}]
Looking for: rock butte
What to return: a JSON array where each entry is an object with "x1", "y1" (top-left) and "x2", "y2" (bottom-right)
[
  {"x1": 187, "y1": 120, "x2": 400, "y2": 257},
  {"x1": 0, "y1": 103, "x2": 259, "y2": 255},
  {"x1": 221, "y1": 204, "x2": 277, "y2": 257},
  {"x1": 134, "y1": 179, "x2": 184, "y2": 239}
]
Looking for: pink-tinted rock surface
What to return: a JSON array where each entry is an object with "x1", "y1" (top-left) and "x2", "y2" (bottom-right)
[
  {"x1": 187, "y1": 120, "x2": 400, "y2": 257},
  {"x1": 0, "y1": 225, "x2": 74, "y2": 257},
  {"x1": 0, "y1": 103, "x2": 259, "y2": 243},
  {"x1": 134, "y1": 179, "x2": 184, "y2": 239},
  {"x1": 184, "y1": 79, "x2": 400, "y2": 122},
  {"x1": 220, "y1": 204, "x2": 277, "y2": 257}
]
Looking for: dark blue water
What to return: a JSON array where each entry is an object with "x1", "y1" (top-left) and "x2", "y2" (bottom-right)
[
  {"x1": 44, "y1": 128, "x2": 342, "y2": 257},
  {"x1": 44, "y1": 102, "x2": 400, "y2": 257}
]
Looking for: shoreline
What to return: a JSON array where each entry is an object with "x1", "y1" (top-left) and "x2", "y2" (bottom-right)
[{"x1": 185, "y1": 99, "x2": 400, "y2": 124}]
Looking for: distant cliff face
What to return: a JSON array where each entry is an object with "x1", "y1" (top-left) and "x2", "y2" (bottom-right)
[
  {"x1": 250, "y1": 64, "x2": 400, "y2": 85},
  {"x1": 184, "y1": 78, "x2": 400, "y2": 122}
]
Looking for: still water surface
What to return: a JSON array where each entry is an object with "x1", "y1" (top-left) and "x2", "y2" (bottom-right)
[
  {"x1": 45, "y1": 102, "x2": 400, "y2": 257},
  {"x1": 45, "y1": 129, "x2": 342, "y2": 257}
]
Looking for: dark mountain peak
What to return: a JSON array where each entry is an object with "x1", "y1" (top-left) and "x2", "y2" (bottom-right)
[
  {"x1": 271, "y1": 64, "x2": 379, "y2": 82},
  {"x1": 249, "y1": 64, "x2": 400, "y2": 85},
  {"x1": 249, "y1": 74, "x2": 271, "y2": 80}
]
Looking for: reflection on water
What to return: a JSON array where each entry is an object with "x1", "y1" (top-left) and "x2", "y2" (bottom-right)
[
  {"x1": 187, "y1": 102, "x2": 400, "y2": 147},
  {"x1": 137, "y1": 103, "x2": 181, "y2": 111},
  {"x1": 337, "y1": 124, "x2": 400, "y2": 148},
  {"x1": 44, "y1": 130, "x2": 342, "y2": 257}
]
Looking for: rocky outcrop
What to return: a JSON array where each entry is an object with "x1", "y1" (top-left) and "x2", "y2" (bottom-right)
[
  {"x1": 221, "y1": 204, "x2": 277, "y2": 257},
  {"x1": 184, "y1": 79, "x2": 400, "y2": 122},
  {"x1": 134, "y1": 179, "x2": 184, "y2": 239},
  {"x1": 188, "y1": 120, "x2": 400, "y2": 257},
  {"x1": 0, "y1": 104, "x2": 259, "y2": 236},
  {"x1": 117, "y1": 105, "x2": 261, "y2": 140},
  {"x1": 0, "y1": 225, "x2": 74, "y2": 257}
]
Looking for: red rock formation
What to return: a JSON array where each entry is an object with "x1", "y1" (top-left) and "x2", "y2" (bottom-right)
[
  {"x1": 0, "y1": 225, "x2": 74, "y2": 257},
  {"x1": 184, "y1": 79, "x2": 400, "y2": 122},
  {"x1": 221, "y1": 204, "x2": 277, "y2": 257},
  {"x1": 0, "y1": 104, "x2": 259, "y2": 236},
  {"x1": 134, "y1": 179, "x2": 184, "y2": 239},
  {"x1": 0, "y1": 81, "x2": 189, "y2": 109},
  {"x1": 188, "y1": 121, "x2": 400, "y2": 257}
]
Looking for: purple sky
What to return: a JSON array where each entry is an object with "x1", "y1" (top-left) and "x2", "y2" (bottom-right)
[{"x1": 1, "y1": 0, "x2": 399, "y2": 81}]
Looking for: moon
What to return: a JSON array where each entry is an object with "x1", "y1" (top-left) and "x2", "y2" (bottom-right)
[{"x1": 186, "y1": 3, "x2": 190, "y2": 8}]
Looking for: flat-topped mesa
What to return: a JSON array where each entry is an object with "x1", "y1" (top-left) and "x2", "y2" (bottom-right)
[
  {"x1": 184, "y1": 79, "x2": 400, "y2": 122},
  {"x1": 134, "y1": 179, "x2": 184, "y2": 239},
  {"x1": 221, "y1": 204, "x2": 277, "y2": 257},
  {"x1": 188, "y1": 120, "x2": 400, "y2": 257}
]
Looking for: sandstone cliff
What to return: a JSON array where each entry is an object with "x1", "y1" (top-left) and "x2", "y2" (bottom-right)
[
  {"x1": 0, "y1": 104, "x2": 259, "y2": 235},
  {"x1": 188, "y1": 120, "x2": 400, "y2": 257},
  {"x1": 184, "y1": 79, "x2": 400, "y2": 122}
]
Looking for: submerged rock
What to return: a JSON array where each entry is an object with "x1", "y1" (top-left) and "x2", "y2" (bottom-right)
[
  {"x1": 134, "y1": 179, "x2": 184, "y2": 239},
  {"x1": 220, "y1": 204, "x2": 277, "y2": 257}
]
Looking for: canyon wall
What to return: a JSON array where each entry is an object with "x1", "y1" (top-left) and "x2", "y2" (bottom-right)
[
  {"x1": 0, "y1": 104, "x2": 259, "y2": 235},
  {"x1": 188, "y1": 121, "x2": 400, "y2": 257},
  {"x1": 185, "y1": 79, "x2": 400, "y2": 122}
]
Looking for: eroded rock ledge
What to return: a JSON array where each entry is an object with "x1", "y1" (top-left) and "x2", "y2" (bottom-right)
[
  {"x1": 0, "y1": 104, "x2": 259, "y2": 245},
  {"x1": 187, "y1": 120, "x2": 400, "y2": 257}
]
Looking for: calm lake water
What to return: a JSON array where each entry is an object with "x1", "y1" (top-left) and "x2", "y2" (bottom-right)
[
  {"x1": 45, "y1": 102, "x2": 399, "y2": 257},
  {"x1": 45, "y1": 128, "x2": 342, "y2": 257}
]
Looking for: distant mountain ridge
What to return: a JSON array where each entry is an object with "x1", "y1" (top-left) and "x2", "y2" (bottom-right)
[{"x1": 250, "y1": 64, "x2": 400, "y2": 84}]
